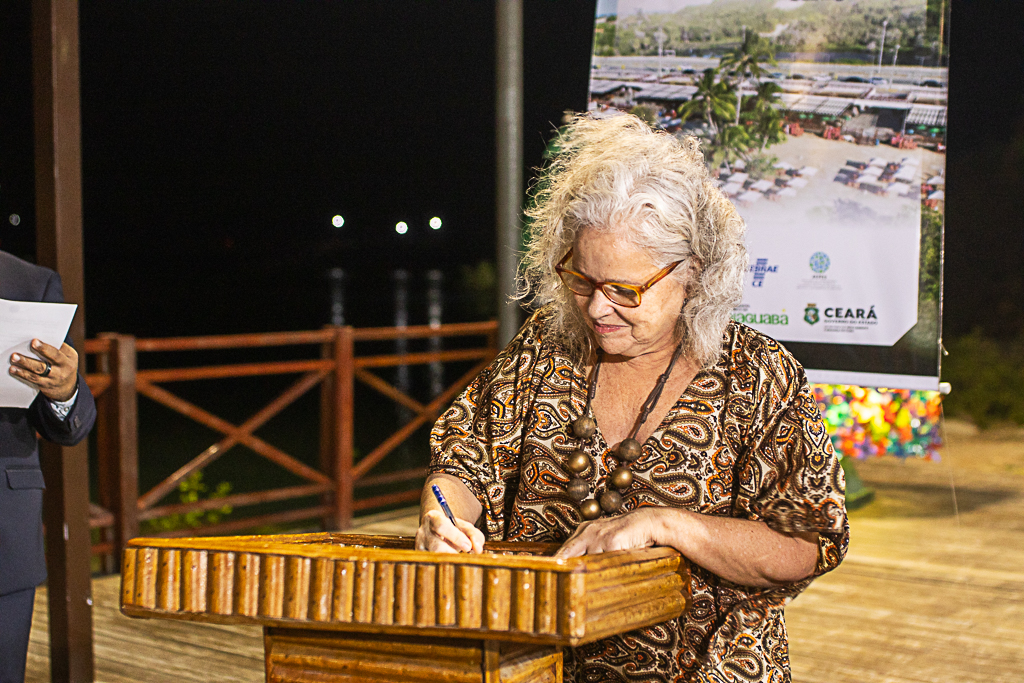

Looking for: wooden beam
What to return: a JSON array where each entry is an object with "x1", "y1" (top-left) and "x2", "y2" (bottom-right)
[{"x1": 31, "y1": 0, "x2": 94, "y2": 681}]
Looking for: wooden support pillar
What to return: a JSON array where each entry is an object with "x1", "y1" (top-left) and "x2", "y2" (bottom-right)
[
  {"x1": 39, "y1": 440, "x2": 94, "y2": 683},
  {"x1": 31, "y1": 0, "x2": 94, "y2": 680},
  {"x1": 264, "y1": 629, "x2": 562, "y2": 683},
  {"x1": 495, "y1": 0, "x2": 524, "y2": 347}
]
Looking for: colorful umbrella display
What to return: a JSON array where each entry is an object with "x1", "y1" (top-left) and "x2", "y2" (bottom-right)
[{"x1": 812, "y1": 385, "x2": 943, "y2": 460}]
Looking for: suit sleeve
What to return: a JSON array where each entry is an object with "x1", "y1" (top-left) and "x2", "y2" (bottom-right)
[{"x1": 25, "y1": 269, "x2": 98, "y2": 446}]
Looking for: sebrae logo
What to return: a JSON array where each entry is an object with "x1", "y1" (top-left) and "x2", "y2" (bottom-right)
[
  {"x1": 749, "y1": 258, "x2": 778, "y2": 288},
  {"x1": 804, "y1": 303, "x2": 820, "y2": 325}
]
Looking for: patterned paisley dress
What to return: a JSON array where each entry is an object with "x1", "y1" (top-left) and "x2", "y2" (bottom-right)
[{"x1": 430, "y1": 308, "x2": 849, "y2": 683}]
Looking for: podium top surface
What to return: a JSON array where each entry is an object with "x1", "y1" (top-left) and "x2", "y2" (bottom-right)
[{"x1": 121, "y1": 532, "x2": 690, "y2": 646}]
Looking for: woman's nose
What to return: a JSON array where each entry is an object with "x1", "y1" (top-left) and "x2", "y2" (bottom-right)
[{"x1": 586, "y1": 288, "x2": 616, "y2": 319}]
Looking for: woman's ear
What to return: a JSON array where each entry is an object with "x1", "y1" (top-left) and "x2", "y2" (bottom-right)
[{"x1": 684, "y1": 257, "x2": 703, "y2": 292}]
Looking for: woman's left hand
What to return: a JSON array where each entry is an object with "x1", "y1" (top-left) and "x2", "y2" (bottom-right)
[
  {"x1": 10, "y1": 339, "x2": 79, "y2": 402},
  {"x1": 555, "y1": 507, "x2": 661, "y2": 558}
]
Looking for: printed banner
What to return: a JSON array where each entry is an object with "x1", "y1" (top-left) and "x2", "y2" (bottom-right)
[{"x1": 589, "y1": 0, "x2": 947, "y2": 389}]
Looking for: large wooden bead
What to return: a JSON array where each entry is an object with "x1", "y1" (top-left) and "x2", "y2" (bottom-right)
[
  {"x1": 580, "y1": 499, "x2": 602, "y2": 520},
  {"x1": 566, "y1": 450, "x2": 591, "y2": 475},
  {"x1": 599, "y1": 489, "x2": 623, "y2": 513},
  {"x1": 608, "y1": 466, "x2": 633, "y2": 491},
  {"x1": 616, "y1": 438, "x2": 642, "y2": 462},
  {"x1": 567, "y1": 478, "x2": 590, "y2": 502},
  {"x1": 572, "y1": 416, "x2": 597, "y2": 439}
]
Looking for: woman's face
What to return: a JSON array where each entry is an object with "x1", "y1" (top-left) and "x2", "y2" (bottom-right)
[{"x1": 570, "y1": 227, "x2": 689, "y2": 360}]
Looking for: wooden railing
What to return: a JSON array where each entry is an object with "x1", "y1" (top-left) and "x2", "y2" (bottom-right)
[{"x1": 83, "y1": 322, "x2": 498, "y2": 563}]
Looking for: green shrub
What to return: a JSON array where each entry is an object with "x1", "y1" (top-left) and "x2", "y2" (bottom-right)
[
  {"x1": 629, "y1": 104, "x2": 660, "y2": 129},
  {"x1": 744, "y1": 153, "x2": 779, "y2": 181},
  {"x1": 942, "y1": 330, "x2": 1024, "y2": 428},
  {"x1": 141, "y1": 470, "x2": 233, "y2": 534}
]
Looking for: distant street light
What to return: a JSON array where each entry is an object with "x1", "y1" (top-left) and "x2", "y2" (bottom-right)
[
  {"x1": 332, "y1": 215, "x2": 344, "y2": 228},
  {"x1": 396, "y1": 221, "x2": 408, "y2": 234},
  {"x1": 328, "y1": 268, "x2": 345, "y2": 326},
  {"x1": 429, "y1": 216, "x2": 442, "y2": 230},
  {"x1": 654, "y1": 27, "x2": 667, "y2": 81},
  {"x1": 892, "y1": 43, "x2": 900, "y2": 67},
  {"x1": 876, "y1": 19, "x2": 889, "y2": 76}
]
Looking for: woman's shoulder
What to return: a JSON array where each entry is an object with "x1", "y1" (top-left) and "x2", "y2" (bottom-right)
[
  {"x1": 720, "y1": 321, "x2": 806, "y2": 392},
  {"x1": 514, "y1": 305, "x2": 571, "y2": 353},
  {"x1": 519, "y1": 305, "x2": 553, "y2": 341}
]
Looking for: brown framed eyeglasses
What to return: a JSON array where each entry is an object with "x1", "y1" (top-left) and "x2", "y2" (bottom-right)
[{"x1": 555, "y1": 249, "x2": 683, "y2": 308}]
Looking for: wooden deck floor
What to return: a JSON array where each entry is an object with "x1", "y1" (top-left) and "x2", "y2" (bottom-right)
[{"x1": 26, "y1": 420, "x2": 1024, "y2": 682}]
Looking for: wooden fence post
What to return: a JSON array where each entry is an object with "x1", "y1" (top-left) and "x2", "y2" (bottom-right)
[
  {"x1": 93, "y1": 342, "x2": 114, "y2": 572},
  {"x1": 332, "y1": 326, "x2": 355, "y2": 530},
  {"x1": 103, "y1": 334, "x2": 139, "y2": 557},
  {"x1": 319, "y1": 327, "x2": 335, "y2": 530}
]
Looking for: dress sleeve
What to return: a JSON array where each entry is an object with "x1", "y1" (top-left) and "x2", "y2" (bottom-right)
[
  {"x1": 429, "y1": 313, "x2": 544, "y2": 539},
  {"x1": 735, "y1": 372, "x2": 850, "y2": 577}
]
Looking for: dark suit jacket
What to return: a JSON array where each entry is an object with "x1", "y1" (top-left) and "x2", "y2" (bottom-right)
[{"x1": 0, "y1": 251, "x2": 96, "y2": 596}]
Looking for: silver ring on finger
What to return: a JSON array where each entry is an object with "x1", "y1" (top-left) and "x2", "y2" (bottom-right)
[{"x1": 40, "y1": 361, "x2": 52, "y2": 378}]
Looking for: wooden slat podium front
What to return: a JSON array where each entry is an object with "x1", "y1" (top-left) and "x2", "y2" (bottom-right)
[{"x1": 121, "y1": 533, "x2": 690, "y2": 682}]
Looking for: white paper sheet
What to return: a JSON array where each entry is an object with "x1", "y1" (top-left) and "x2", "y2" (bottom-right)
[{"x1": 0, "y1": 298, "x2": 78, "y2": 408}]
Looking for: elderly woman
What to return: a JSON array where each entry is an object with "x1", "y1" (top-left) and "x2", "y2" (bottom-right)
[{"x1": 416, "y1": 114, "x2": 848, "y2": 682}]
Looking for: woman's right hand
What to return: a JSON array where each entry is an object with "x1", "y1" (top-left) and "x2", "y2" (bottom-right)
[{"x1": 415, "y1": 509, "x2": 486, "y2": 553}]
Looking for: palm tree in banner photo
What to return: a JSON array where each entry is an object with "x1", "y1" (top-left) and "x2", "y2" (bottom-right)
[
  {"x1": 746, "y1": 81, "x2": 783, "y2": 118},
  {"x1": 749, "y1": 106, "x2": 786, "y2": 153},
  {"x1": 721, "y1": 32, "x2": 776, "y2": 126},
  {"x1": 744, "y1": 82, "x2": 786, "y2": 152},
  {"x1": 708, "y1": 124, "x2": 752, "y2": 176},
  {"x1": 677, "y1": 68, "x2": 735, "y2": 141}
]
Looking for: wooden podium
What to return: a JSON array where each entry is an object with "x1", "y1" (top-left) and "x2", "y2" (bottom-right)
[{"x1": 121, "y1": 533, "x2": 690, "y2": 682}]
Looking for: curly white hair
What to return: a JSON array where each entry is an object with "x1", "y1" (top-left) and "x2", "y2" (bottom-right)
[{"x1": 518, "y1": 113, "x2": 748, "y2": 368}]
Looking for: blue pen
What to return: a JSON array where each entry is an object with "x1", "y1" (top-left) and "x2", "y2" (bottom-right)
[{"x1": 431, "y1": 484, "x2": 459, "y2": 528}]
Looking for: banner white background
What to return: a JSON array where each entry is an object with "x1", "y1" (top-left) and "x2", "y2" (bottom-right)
[{"x1": 590, "y1": 0, "x2": 947, "y2": 387}]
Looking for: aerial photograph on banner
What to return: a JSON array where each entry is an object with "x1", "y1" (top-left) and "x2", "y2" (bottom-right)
[{"x1": 589, "y1": 0, "x2": 946, "y2": 353}]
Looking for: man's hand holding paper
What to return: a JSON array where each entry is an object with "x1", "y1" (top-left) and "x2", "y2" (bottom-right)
[
  {"x1": 0, "y1": 297, "x2": 78, "y2": 408},
  {"x1": 10, "y1": 339, "x2": 80, "y2": 402}
]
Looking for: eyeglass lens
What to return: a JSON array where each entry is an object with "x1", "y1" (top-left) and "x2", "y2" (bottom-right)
[{"x1": 559, "y1": 271, "x2": 641, "y2": 306}]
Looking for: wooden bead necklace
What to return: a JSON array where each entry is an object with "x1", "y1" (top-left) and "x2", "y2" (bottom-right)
[{"x1": 565, "y1": 341, "x2": 686, "y2": 520}]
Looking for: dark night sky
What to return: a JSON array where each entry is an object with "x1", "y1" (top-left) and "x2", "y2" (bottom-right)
[
  {"x1": 0, "y1": 0, "x2": 1022, "y2": 342},
  {"x1": 2, "y1": 1, "x2": 596, "y2": 336},
  {"x1": 941, "y1": 1, "x2": 1024, "y2": 339}
]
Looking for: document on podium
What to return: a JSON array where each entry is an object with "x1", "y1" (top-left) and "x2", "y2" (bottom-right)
[{"x1": 0, "y1": 298, "x2": 78, "y2": 408}]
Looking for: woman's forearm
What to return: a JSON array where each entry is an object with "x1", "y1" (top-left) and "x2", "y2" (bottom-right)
[
  {"x1": 420, "y1": 473, "x2": 482, "y2": 524},
  {"x1": 416, "y1": 473, "x2": 485, "y2": 553},
  {"x1": 650, "y1": 508, "x2": 819, "y2": 587}
]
